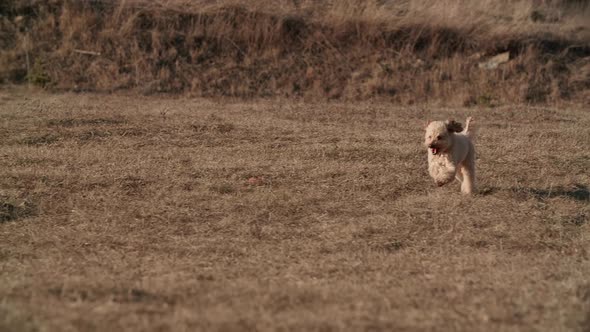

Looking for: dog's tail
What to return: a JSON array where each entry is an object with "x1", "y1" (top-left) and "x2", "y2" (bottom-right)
[{"x1": 463, "y1": 117, "x2": 476, "y2": 139}]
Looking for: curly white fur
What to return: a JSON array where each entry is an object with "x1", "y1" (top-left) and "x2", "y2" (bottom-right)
[{"x1": 424, "y1": 117, "x2": 476, "y2": 194}]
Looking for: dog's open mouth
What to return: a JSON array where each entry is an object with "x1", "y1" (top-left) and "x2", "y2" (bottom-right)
[{"x1": 431, "y1": 147, "x2": 439, "y2": 155}]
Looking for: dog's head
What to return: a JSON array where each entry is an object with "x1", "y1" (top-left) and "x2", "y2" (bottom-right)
[{"x1": 424, "y1": 120, "x2": 463, "y2": 155}]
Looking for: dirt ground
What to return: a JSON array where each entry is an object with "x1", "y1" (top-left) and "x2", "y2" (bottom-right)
[{"x1": 1, "y1": 89, "x2": 589, "y2": 331}]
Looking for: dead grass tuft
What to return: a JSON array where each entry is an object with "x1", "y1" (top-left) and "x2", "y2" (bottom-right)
[
  {"x1": 47, "y1": 117, "x2": 125, "y2": 127},
  {"x1": 0, "y1": 195, "x2": 37, "y2": 222},
  {"x1": 20, "y1": 133, "x2": 60, "y2": 146}
]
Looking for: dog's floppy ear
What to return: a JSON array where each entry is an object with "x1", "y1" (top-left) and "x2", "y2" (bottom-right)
[{"x1": 446, "y1": 119, "x2": 463, "y2": 133}]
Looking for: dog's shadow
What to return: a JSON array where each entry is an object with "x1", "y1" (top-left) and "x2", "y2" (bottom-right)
[
  {"x1": 526, "y1": 184, "x2": 590, "y2": 201},
  {"x1": 480, "y1": 184, "x2": 590, "y2": 201}
]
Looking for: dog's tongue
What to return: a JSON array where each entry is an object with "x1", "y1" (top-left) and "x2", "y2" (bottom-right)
[{"x1": 431, "y1": 148, "x2": 438, "y2": 155}]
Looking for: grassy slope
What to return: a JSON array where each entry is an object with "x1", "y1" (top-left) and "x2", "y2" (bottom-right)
[
  {"x1": 0, "y1": 89, "x2": 589, "y2": 331},
  {"x1": 1, "y1": 0, "x2": 589, "y2": 104}
]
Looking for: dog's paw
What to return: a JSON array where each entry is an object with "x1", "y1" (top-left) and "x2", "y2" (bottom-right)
[{"x1": 434, "y1": 173, "x2": 456, "y2": 187}]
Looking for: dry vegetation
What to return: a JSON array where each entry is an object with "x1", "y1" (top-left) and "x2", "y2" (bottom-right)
[
  {"x1": 1, "y1": 0, "x2": 589, "y2": 104},
  {"x1": 0, "y1": 88, "x2": 589, "y2": 331},
  {"x1": 1, "y1": 0, "x2": 590, "y2": 331}
]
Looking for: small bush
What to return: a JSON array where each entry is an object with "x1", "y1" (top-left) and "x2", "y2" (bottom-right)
[{"x1": 27, "y1": 58, "x2": 50, "y2": 87}]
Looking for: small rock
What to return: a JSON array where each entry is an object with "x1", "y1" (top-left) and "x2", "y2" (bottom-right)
[{"x1": 478, "y1": 51, "x2": 510, "y2": 70}]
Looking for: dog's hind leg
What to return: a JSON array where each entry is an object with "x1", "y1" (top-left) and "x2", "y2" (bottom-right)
[{"x1": 455, "y1": 170, "x2": 463, "y2": 184}]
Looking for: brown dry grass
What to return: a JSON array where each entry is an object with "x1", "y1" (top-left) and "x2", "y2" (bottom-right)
[
  {"x1": 1, "y1": 0, "x2": 589, "y2": 104},
  {"x1": 0, "y1": 88, "x2": 589, "y2": 331}
]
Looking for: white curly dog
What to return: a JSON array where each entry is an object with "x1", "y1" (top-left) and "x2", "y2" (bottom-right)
[{"x1": 424, "y1": 117, "x2": 476, "y2": 194}]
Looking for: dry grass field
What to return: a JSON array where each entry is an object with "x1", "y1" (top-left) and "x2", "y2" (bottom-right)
[
  {"x1": 1, "y1": 0, "x2": 589, "y2": 331},
  {"x1": 1, "y1": 88, "x2": 589, "y2": 331}
]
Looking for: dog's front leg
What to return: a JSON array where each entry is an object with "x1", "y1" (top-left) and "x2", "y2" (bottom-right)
[
  {"x1": 460, "y1": 155, "x2": 476, "y2": 194},
  {"x1": 429, "y1": 161, "x2": 456, "y2": 187}
]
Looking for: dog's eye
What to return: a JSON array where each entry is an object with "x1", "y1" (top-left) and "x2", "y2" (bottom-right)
[{"x1": 436, "y1": 135, "x2": 442, "y2": 140}]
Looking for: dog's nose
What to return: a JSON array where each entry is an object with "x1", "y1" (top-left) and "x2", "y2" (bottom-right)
[{"x1": 428, "y1": 143, "x2": 435, "y2": 148}]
